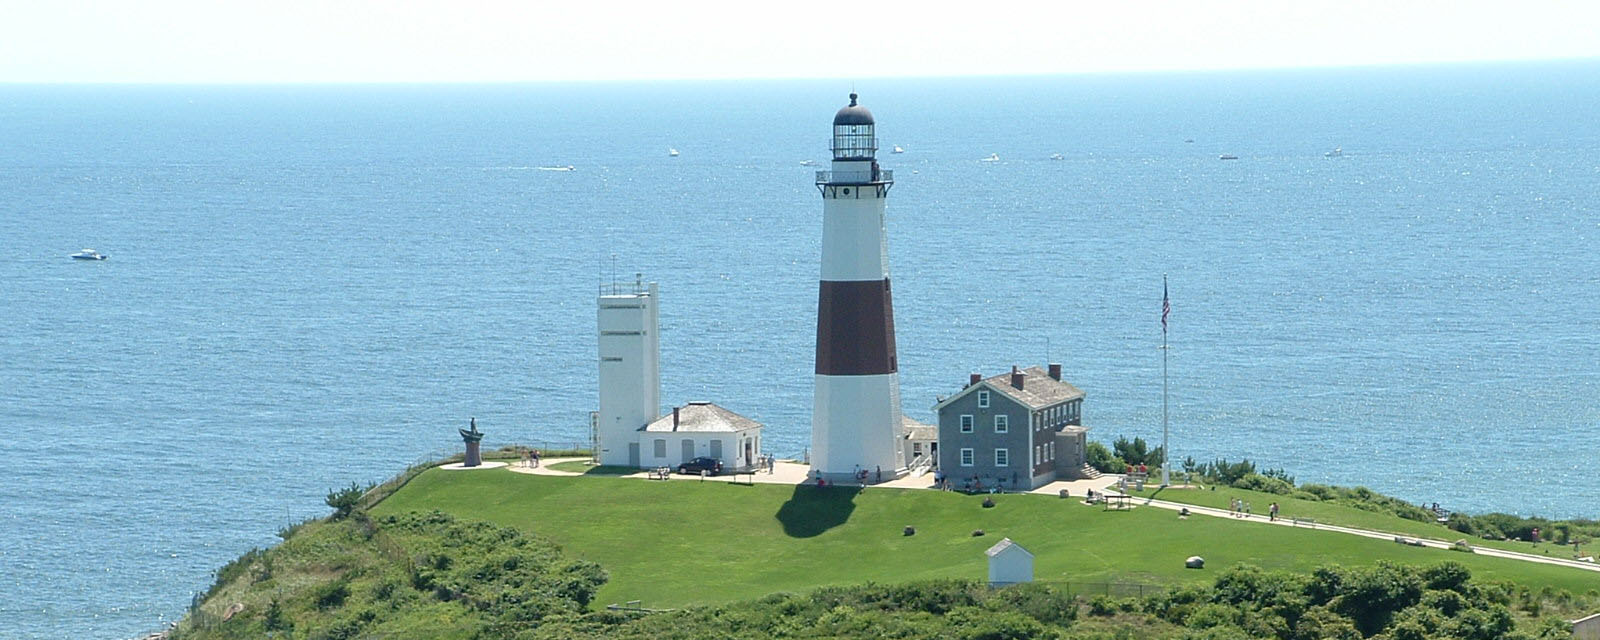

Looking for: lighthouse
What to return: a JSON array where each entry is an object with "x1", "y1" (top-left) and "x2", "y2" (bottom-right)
[{"x1": 811, "y1": 93, "x2": 903, "y2": 482}]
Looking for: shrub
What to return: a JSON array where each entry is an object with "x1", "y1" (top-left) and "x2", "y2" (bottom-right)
[
  {"x1": 1086, "y1": 442, "x2": 1123, "y2": 474},
  {"x1": 325, "y1": 483, "x2": 365, "y2": 520},
  {"x1": 1232, "y1": 473, "x2": 1294, "y2": 495}
]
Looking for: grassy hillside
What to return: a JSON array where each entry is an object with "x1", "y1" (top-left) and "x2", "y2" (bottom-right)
[
  {"x1": 173, "y1": 511, "x2": 607, "y2": 639},
  {"x1": 371, "y1": 469, "x2": 1599, "y2": 609}
]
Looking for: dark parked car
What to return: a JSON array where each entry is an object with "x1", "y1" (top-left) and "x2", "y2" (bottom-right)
[{"x1": 677, "y1": 457, "x2": 723, "y2": 476}]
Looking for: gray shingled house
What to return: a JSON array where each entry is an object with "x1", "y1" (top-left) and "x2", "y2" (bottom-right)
[{"x1": 933, "y1": 365, "x2": 1089, "y2": 491}]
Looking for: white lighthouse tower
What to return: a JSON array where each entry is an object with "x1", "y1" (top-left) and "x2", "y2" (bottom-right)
[
  {"x1": 596, "y1": 277, "x2": 660, "y2": 467},
  {"x1": 811, "y1": 93, "x2": 903, "y2": 482}
]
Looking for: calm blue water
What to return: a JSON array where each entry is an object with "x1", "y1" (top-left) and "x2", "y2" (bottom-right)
[{"x1": 2, "y1": 61, "x2": 1597, "y2": 638}]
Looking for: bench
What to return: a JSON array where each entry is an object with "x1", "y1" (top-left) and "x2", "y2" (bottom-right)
[
  {"x1": 1292, "y1": 517, "x2": 1316, "y2": 528},
  {"x1": 648, "y1": 467, "x2": 672, "y2": 480},
  {"x1": 732, "y1": 471, "x2": 756, "y2": 485}
]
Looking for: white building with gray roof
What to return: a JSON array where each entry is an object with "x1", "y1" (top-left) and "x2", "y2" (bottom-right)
[{"x1": 638, "y1": 401, "x2": 762, "y2": 471}]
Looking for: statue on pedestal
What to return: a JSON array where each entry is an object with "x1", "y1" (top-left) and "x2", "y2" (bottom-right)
[{"x1": 459, "y1": 417, "x2": 484, "y2": 467}]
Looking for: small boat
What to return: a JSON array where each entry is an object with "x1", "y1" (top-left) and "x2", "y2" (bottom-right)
[
  {"x1": 1219, "y1": 154, "x2": 1239, "y2": 160},
  {"x1": 892, "y1": 145, "x2": 904, "y2": 154},
  {"x1": 799, "y1": 160, "x2": 817, "y2": 166},
  {"x1": 1049, "y1": 153, "x2": 1064, "y2": 160},
  {"x1": 538, "y1": 165, "x2": 576, "y2": 171},
  {"x1": 71, "y1": 249, "x2": 107, "y2": 260},
  {"x1": 669, "y1": 148, "x2": 679, "y2": 157},
  {"x1": 1184, "y1": 139, "x2": 1195, "y2": 143},
  {"x1": 1324, "y1": 147, "x2": 1342, "y2": 157},
  {"x1": 980, "y1": 153, "x2": 1000, "y2": 162}
]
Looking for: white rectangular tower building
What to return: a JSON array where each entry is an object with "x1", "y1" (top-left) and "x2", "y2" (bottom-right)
[
  {"x1": 597, "y1": 278, "x2": 660, "y2": 467},
  {"x1": 811, "y1": 93, "x2": 904, "y2": 482}
]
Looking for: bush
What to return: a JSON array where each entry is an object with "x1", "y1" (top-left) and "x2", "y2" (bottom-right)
[
  {"x1": 1232, "y1": 473, "x2": 1294, "y2": 495},
  {"x1": 1086, "y1": 442, "x2": 1124, "y2": 474},
  {"x1": 325, "y1": 483, "x2": 365, "y2": 520}
]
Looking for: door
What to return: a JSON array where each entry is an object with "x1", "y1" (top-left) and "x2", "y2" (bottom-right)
[
  {"x1": 744, "y1": 439, "x2": 753, "y2": 468},
  {"x1": 628, "y1": 443, "x2": 640, "y2": 467},
  {"x1": 709, "y1": 439, "x2": 723, "y2": 462},
  {"x1": 681, "y1": 439, "x2": 695, "y2": 463}
]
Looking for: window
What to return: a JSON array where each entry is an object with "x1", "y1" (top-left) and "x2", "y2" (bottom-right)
[
  {"x1": 978, "y1": 391, "x2": 990, "y2": 408},
  {"x1": 960, "y1": 448, "x2": 974, "y2": 466},
  {"x1": 960, "y1": 415, "x2": 974, "y2": 433},
  {"x1": 653, "y1": 439, "x2": 666, "y2": 457},
  {"x1": 994, "y1": 415, "x2": 1008, "y2": 433},
  {"x1": 1035, "y1": 445, "x2": 1042, "y2": 465},
  {"x1": 994, "y1": 448, "x2": 1009, "y2": 467},
  {"x1": 913, "y1": 442, "x2": 922, "y2": 454}
]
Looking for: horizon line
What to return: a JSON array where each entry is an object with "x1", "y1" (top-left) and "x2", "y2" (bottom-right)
[{"x1": 3, "y1": 56, "x2": 1596, "y2": 87}]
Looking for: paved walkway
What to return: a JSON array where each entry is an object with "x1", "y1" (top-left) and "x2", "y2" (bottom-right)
[
  {"x1": 500, "y1": 457, "x2": 1598, "y2": 575},
  {"x1": 1101, "y1": 489, "x2": 1600, "y2": 574}
]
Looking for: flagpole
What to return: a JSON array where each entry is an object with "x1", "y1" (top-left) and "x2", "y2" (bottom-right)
[{"x1": 1161, "y1": 274, "x2": 1170, "y2": 487}]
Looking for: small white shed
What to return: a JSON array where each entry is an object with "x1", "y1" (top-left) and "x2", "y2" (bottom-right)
[
  {"x1": 1573, "y1": 612, "x2": 1600, "y2": 640},
  {"x1": 985, "y1": 538, "x2": 1034, "y2": 585}
]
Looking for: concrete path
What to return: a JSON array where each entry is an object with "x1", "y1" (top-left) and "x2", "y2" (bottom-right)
[{"x1": 1104, "y1": 489, "x2": 1600, "y2": 574}]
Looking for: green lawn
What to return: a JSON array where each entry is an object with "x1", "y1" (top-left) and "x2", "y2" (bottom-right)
[
  {"x1": 546, "y1": 461, "x2": 638, "y2": 475},
  {"x1": 373, "y1": 469, "x2": 1599, "y2": 609},
  {"x1": 1127, "y1": 486, "x2": 1578, "y2": 557}
]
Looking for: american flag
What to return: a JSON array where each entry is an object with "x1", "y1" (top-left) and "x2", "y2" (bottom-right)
[{"x1": 1161, "y1": 278, "x2": 1170, "y2": 332}]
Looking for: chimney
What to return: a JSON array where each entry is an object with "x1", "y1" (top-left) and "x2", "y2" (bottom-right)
[
  {"x1": 672, "y1": 406, "x2": 680, "y2": 429},
  {"x1": 1010, "y1": 366, "x2": 1025, "y2": 390},
  {"x1": 1048, "y1": 363, "x2": 1062, "y2": 381},
  {"x1": 969, "y1": 372, "x2": 982, "y2": 387}
]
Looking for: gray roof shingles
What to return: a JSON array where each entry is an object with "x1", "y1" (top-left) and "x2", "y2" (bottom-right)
[
  {"x1": 642, "y1": 402, "x2": 762, "y2": 433},
  {"x1": 981, "y1": 366, "x2": 1084, "y2": 410}
]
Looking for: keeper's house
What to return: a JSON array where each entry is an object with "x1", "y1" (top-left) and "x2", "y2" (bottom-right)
[{"x1": 934, "y1": 365, "x2": 1089, "y2": 491}]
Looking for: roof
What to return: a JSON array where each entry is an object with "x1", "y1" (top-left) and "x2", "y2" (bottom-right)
[
  {"x1": 985, "y1": 538, "x2": 1033, "y2": 558},
  {"x1": 833, "y1": 93, "x2": 875, "y2": 126},
  {"x1": 902, "y1": 416, "x2": 936, "y2": 440},
  {"x1": 932, "y1": 366, "x2": 1085, "y2": 412},
  {"x1": 642, "y1": 402, "x2": 762, "y2": 433}
]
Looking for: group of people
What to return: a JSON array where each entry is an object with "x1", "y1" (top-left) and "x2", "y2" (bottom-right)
[{"x1": 1227, "y1": 498, "x2": 1281, "y2": 521}]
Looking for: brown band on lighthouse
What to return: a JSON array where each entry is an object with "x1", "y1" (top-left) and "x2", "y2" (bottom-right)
[{"x1": 815, "y1": 279, "x2": 898, "y2": 376}]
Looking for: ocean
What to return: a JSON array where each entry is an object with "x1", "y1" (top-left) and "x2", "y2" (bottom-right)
[{"x1": 1, "y1": 61, "x2": 1596, "y2": 638}]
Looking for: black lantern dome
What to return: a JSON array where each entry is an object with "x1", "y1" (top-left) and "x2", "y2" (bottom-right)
[
  {"x1": 831, "y1": 93, "x2": 876, "y2": 160},
  {"x1": 832, "y1": 93, "x2": 875, "y2": 126}
]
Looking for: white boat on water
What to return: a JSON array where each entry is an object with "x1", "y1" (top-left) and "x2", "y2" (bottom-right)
[
  {"x1": 669, "y1": 148, "x2": 679, "y2": 157},
  {"x1": 1049, "y1": 153, "x2": 1064, "y2": 160},
  {"x1": 1324, "y1": 147, "x2": 1342, "y2": 157},
  {"x1": 538, "y1": 165, "x2": 576, "y2": 171},
  {"x1": 71, "y1": 248, "x2": 107, "y2": 260},
  {"x1": 892, "y1": 145, "x2": 904, "y2": 154},
  {"x1": 799, "y1": 160, "x2": 817, "y2": 166},
  {"x1": 1219, "y1": 154, "x2": 1239, "y2": 160},
  {"x1": 980, "y1": 153, "x2": 1000, "y2": 162}
]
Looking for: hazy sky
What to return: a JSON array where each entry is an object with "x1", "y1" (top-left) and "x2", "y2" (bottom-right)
[{"x1": 2, "y1": 0, "x2": 1597, "y2": 83}]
